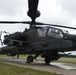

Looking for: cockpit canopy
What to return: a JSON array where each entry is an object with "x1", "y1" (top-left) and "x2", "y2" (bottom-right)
[{"x1": 37, "y1": 27, "x2": 64, "y2": 38}]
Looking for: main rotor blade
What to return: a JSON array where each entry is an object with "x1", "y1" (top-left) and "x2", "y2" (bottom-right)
[
  {"x1": 0, "y1": 21, "x2": 30, "y2": 24},
  {"x1": 35, "y1": 22, "x2": 76, "y2": 30},
  {"x1": 28, "y1": 0, "x2": 39, "y2": 21},
  {"x1": 0, "y1": 21, "x2": 76, "y2": 30}
]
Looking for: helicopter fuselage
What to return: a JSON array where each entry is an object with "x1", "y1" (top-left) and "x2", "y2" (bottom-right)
[
  {"x1": 1, "y1": 27, "x2": 76, "y2": 54},
  {"x1": 0, "y1": 26, "x2": 76, "y2": 63}
]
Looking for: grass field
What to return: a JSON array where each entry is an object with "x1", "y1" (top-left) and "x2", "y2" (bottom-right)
[
  {"x1": 0, "y1": 62, "x2": 61, "y2": 75},
  {"x1": 0, "y1": 54, "x2": 27, "y2": 58},
  {"x1": 56, "y1": 57, "x2": 76, "y2": 64},
  {"x1": 0, "y1": 55, "x2": 76, "y2": 75}
]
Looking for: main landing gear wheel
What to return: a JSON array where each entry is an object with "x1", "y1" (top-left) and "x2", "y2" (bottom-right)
[
  {"x1": 45, "y1": 57, "x2": 51, "y2": 64},
  {"x1": 27, "y1": 55, "x2": 34, "y2": 63}
]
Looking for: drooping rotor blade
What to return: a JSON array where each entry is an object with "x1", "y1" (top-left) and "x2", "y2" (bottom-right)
[
  {"x1": 35, "y1": 22, "x2": 76, "y2": 30},
  {"x1": 0, "y1": 21, "x2": 30, "y2": 24},
  {"x1": 27, "y1": 0, "x2": 40, "y2": 22}
]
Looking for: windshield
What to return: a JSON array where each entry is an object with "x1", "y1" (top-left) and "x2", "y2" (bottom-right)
[
  {"x1": 62, "y1": 30, "x2": 69, "y2": 34},
  {"x1": 37, "y1": 27, "x2": 63, "y2": 38},
  {"x1": 47, "y1": 28, "x2": 63, "y2": 38},
  {"x1": 37, "y1": 28, "x2": 47, "y2": 37}
]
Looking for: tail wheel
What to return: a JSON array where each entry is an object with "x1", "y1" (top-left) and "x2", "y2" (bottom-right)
[
  {"x1": 27, "y1": 55, "x2": 34, "y2": 63},
  {"x1": 45, "y1": 57, "x2": 51, "y2": 64}
]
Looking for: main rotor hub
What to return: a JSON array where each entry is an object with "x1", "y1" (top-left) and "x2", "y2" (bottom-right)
[{"x1": 27, "y1": 10, "x2": 41, "y2": 21}]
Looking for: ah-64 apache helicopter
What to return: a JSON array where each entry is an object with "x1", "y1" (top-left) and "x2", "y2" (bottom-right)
[{"x1": 0, "y1": 0, "x2": 76, "y2": 64}]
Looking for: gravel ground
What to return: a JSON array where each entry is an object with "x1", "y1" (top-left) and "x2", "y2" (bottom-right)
[{"x1": 0, "y1": 58, "x2": 76, "y2": 75}]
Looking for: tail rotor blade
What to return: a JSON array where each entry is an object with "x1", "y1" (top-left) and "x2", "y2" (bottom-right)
[
  {"x1": 0, "y1": 31, "x2": 3, "y2": 45},
  {"x1": 0, "y1": 40, "x2": 3, "y2": 45}
]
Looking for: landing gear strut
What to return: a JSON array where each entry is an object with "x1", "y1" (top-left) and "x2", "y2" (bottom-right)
[{"x1": 26, "y1": 53, "x2": 41, "y2": 63}]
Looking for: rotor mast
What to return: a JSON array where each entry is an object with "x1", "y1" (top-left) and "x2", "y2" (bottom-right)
[{"x1": 27, "y1": 0, "x2": 40, "y2": 28}]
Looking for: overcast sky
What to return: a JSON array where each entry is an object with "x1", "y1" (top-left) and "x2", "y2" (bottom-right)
[
  {"x1": 0, "y1": 0, "x2": 76, "y2": 32},
  {"x1": 0, "y1": 0, "x2": 76, "y2": 54}
]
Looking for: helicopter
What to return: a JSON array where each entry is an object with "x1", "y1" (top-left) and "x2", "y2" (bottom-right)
[{"x1": 0, "y1": 0, "x2": 76, "y2": 64}]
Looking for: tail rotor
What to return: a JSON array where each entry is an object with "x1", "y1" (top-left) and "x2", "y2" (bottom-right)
[{"x1": 0, "y1": 31, "x2": 3, "y2": 45}]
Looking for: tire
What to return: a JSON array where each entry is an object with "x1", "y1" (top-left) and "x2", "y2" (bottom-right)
[
  {"x1": 27, "y1": 55, "x2": 33, "y2": 63},
  {"x1": 45, "y1": 57, "x2": 51, "y2": 64}
]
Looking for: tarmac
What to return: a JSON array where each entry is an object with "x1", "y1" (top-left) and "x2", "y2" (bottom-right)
[{"x1": 0, "y1": 58, "x2": 76, "y2": 75}]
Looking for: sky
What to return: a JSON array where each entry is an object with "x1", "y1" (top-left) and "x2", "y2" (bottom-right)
[
  {"x1": 0, "y1": 0, "x2": 76, "y2": 33},
  {"x1": 0, "y1": 0, "x2": 76, "y2": 54}
]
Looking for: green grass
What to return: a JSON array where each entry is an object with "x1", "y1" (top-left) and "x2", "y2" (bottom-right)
[
  {"x1": 56, "y1": 57, "x2": 76, "y2": 64},
  {"x1": 0, "y1": 54, "x2": 27, "y2": 58},
  {"x1": 0, "y1": 62, "x2": 61, "y2": 75},
  {"x1": 0, "y1": 54, "x2": 42, "y2": 60}
]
